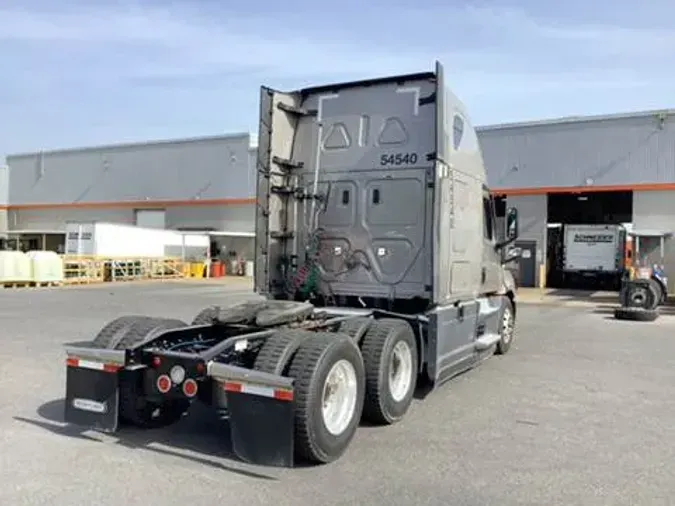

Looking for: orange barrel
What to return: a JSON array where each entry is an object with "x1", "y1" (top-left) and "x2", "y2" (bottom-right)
[{"x1": 209, "y1": 261, "x2": 224, "y2": 278}]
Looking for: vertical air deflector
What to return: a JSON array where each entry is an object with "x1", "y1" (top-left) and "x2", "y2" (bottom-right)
[{"x1": 432, "y1": 60, "x2": 447, "y2": 304}]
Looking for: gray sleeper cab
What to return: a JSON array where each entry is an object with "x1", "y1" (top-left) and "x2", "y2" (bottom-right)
[{"x1": 61, "y1": 61, "x2": 521, "y2": 469}]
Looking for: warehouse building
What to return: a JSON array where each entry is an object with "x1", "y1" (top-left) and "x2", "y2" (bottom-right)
[
  {"x1": 478, "y1": 108, "x2": 675, "y2": 291},
  {"x1": 3, "y1": 107, "x2": 675, "y2": 291},
  {"x1": 1, "y1": 133, "x2": 258, "y2": 260}
]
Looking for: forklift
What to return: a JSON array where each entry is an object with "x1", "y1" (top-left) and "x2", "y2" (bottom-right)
[{"x1": 614, "y1": 230, "x2": 669, "y2": 322}]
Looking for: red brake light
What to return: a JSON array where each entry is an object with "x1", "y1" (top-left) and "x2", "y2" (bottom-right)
[
  {"x1": 152, "y1": 356, "x2": 162, "y2": 368},
  {"x1": 182, "y1": 379, "x2": 198, "y2": 398},
  {"x1": 156, "y1": 374, "x2": 172, "y2": 393}
]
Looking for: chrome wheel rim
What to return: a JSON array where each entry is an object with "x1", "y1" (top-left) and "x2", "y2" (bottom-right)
[
  {"x1": 389, "y1": 340, "x2": 413, "y2": 402},
  {"x1": 321, "y1": 359, "x2": 358, "y2": 435},
  {"x1": 502, "y1": 307, "x2": 514, "y2": 344}
]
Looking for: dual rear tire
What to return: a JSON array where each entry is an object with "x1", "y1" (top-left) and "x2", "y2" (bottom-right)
[{"x1": 254, "y1": 318, "x2": 419, "y2": 464}]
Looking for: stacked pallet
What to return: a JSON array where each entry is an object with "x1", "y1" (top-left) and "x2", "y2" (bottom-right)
[{"x1": 0, "y1": 251, "x2": 64, "y2": 288}]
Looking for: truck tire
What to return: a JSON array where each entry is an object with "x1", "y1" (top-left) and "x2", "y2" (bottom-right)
[
  {"x1": 495, "y1": 297, "x2": 516, "y2": 355},
  {"x1": 192, "y1": 306, "x2": 219, "y2": 325},
  {"x1": 614, "y1": 307, "x2": 659, "y2": 322},
  {"x1": 254, "y1": 301, "x2": 313, "y2": 326},
  {"x1": 253, "y1": 329, "x2": 315, "y2": 375},
  {"x1": 338, "y1": 317, "x2": 373, "y2": 343},
  {"x1": 286, "y1": 332, "x2": 365, "y2": 464},
  {"x1": 92, "y1": 315, "x2": 153, "y2": 349},
  {"x1": 114, "y1": 317, "x2": 188, "y2": 350},
  {"x1": 626, "y1": 280, "x2": 658, "y2": 310},
  {"x1": 647, "y1": 279, "x2": 666, "y2": 307},
  {"x1": 92, "y1": 316, "x2": 193, "y2": 429},
  {"x1": 359, "y1": 318, "x2": 418, "y2": 425}
]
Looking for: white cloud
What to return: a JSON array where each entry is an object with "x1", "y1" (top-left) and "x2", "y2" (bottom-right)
[
  {"x1": 0, "y1": 4, "x2": 443, "y2": 82},
  {"x1": 3, "y1": 1, "x2": 671, "y2": 88},
  {"x1": 463, "y1": 5, "x2": 675, "y2": 55},
  {"x1": 0, "y1": 0, "x2": 673, "y2": 152}
]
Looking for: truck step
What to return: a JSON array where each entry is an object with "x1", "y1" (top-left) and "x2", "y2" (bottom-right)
[{"x1": 475, "y1": 333, "x2": 501, "y2": 351}]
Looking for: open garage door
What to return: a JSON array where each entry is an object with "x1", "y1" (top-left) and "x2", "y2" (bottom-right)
[
  {"x1": 548, "y1": 191, "x2": 632, "y2": 225},
  {"x1": 546, "y1": 191, "x2": 632, "y2": 290}
]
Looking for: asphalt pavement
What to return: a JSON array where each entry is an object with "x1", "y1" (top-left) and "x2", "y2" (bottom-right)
[{"x1": 1, "y1": 280, "x2": 675, "y2": 506}]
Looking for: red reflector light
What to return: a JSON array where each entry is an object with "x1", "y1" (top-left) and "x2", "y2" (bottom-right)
[
  {"x1": 274, "y1": 389, "x2": 294, "y2": 401},
  {"x1": 196, "y1": 362, "x2": 205, "y2": 374},
  {"x1": 65, "y1": 357, "x2": 121, "y2": 373},
  {"x1": 223, "y1": 382, "x2": 242, "y2": 393},
  {"x1": 156, "y1": 374, "x2": 172, "y2": 393},
  {"x1": 182, "y1": 378, "x2": 198, "y2": 398},
  {"x1": 152, "y1": 356, "x2": 162, "y2": 368}
]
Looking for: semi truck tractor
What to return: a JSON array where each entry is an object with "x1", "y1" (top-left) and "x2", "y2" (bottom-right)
[{"x1": 62, "y1": 61, "x2": 522, "y2": 467}]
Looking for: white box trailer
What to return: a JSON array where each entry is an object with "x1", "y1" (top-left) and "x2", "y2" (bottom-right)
[
  {"x1": 562, "y1": 224, "x2": 626, "y2": 276},
  {"x1": 65, "y1": 222, "x2": 209, "y2": 259}
]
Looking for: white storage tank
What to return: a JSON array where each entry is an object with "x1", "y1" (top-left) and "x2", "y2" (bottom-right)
[
  {"x1": 27, "y1": 251, "x2": 65, "y2": 284},
  {"x1": 0, "y1": 251, "x2": 32, "y2": 283}
]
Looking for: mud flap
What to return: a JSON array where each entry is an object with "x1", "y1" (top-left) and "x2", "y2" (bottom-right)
[
  {"x1": 64, "y1": 364, "x2": 120, "y2": 432},
  {"x1": 225, "y1": 384, "x2": 295, "y2": 467}
]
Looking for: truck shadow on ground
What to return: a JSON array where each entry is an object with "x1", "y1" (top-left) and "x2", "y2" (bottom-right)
[
  {"x1": 15, "y1": 391, "x2": 436, "y2": 473},
  {"x1": 14, "y1": 399, "x2": 282, "y2": 479},
  {"x1": 544, "y1": 289, "x2": 621, "y2": 305}
]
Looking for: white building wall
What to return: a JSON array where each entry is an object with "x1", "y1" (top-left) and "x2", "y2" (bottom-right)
[
  {"x1": 633, "y1": 190, "x2": 675, "y2": 293},
  {"x1": 505, "y1": 194, "x2": 547, "y2": 287},
  {"x1": 9, "y1": 204, "x2": 255, "y2": 234},
  {"x1": 633, "y1": 190, "x2": 675, "y2": 232}
]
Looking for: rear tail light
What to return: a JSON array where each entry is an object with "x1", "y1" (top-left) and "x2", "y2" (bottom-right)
[
  {"x1": 156, "y1": 374, "x2": 172, "y2": 393},
  {"x1": 182, "y1": 378, "x2": 198, "y2": 398}
]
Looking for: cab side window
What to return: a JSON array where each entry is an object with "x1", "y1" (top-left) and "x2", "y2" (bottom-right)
[
  {"x1": 453, "y1": 114, "x2": 464, "y2": 150},
  {"x1": 483, "y1": 196, "x2": 494, "y2": 241}
]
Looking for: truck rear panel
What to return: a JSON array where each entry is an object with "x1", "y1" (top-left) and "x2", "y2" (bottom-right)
[
  {"x1": 256, "y1": 63, "x2": 489, "y2": 307},
  {"x1": 256, "y1": 73, "x2": 438, "y2": 302}
]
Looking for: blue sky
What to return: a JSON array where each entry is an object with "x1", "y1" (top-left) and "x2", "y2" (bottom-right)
[{"x1": 1, "y1": 0, "x2": 674, "y2": 158}]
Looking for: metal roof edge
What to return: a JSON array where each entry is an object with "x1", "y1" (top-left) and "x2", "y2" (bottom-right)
[
  {"x1": 6, "y1": 132, "x2": 253, "y2": 160},
  {"x1": 476, "y1": 108, "x2": 675, "y2": 133}
]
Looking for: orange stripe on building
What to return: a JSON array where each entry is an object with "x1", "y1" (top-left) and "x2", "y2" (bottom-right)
[
  {"x1": 491, "y1": 182, "x2": 675, "y2": 196},
  {"x1": 4, "y1": 197, "x2": 256, "y2": 211},
  {"x1": 3, "y1": 182, "x2": 674, "y2": 208}
]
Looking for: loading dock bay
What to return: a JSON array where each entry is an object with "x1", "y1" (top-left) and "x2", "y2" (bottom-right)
[
  {"x1": 501, "y1": 190, "x2": 638, "y2": 291},
  {"x1": 2, "y1": 279, "x2": 674, "y2": 506}
]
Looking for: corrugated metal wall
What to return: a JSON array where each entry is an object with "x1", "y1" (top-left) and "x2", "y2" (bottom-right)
[
  {"x1": 5, "y1": 134, "x2": 256, "y2": 233},
  {"x1": 7, "y1": 134, "x2": 253, "y2": 205},
  {"x1": 478, "y1": 111, "x2": 675, "y2": 190}
]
